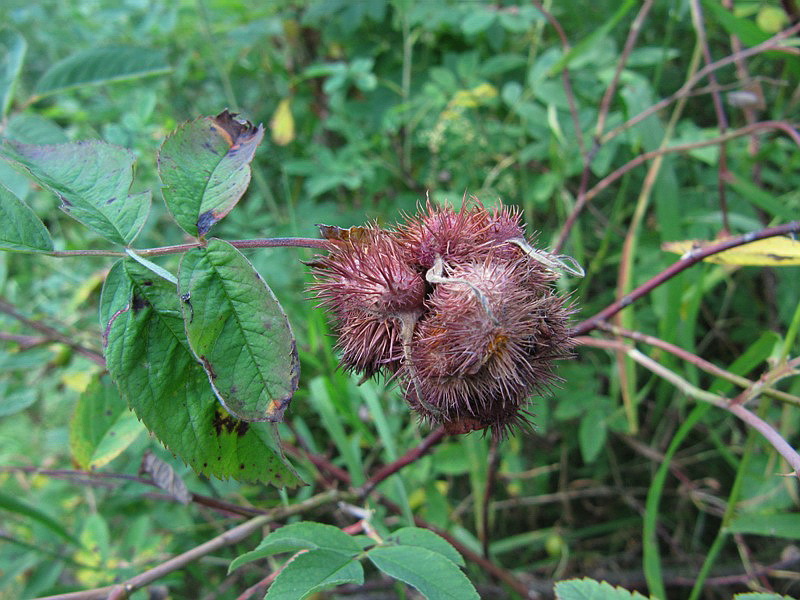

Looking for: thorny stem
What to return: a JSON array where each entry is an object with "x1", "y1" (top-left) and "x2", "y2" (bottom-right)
[
  {"x1": 571, "y1": 221, "x2": 800, "y2": 336},
  {"x1": 358, "y1": 427, "x2": 446, "y2": 496}
]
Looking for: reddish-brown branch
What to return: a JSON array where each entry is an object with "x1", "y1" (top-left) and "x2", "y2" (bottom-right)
[
  {"x1": 594, "y1": 0, "x2": 654, "y2": 139},
  {"x1": 0, "y1": 297, "x2": 106, "y2": 367},
  {"x1": 531, "y1": 0, "x2": 585, "y2": 158},
  {"x1": 599, "y1": 22, "x2": 800, "y2": 145},
  {"x1": 358, "y1": 427, "x2": 446, "y2": 496},
  {"x1": 690, "y1": 0, "x2": 731, "y2": 232},
  {"x1": 571, "y1": 220, "x2": 800, "y2": 336}
]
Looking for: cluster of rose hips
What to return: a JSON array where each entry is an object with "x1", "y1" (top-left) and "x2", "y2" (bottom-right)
[{"x1": 310, "y1": 199, "x2": 575, "y2": 437}]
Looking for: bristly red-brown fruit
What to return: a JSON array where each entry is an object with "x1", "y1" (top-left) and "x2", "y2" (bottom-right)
[
  {"x1": 406, "y1": 257, "x2": 573, "y2": 437},
  {"x1": 309, "y1": 198, "x2": 577, "y2": 437},
  {"x1": 397, "y1": 198, "x2": 527, "y2": 268},
  {"x1": 309, "y1": 225, "x2": 425, "y2": 376}
]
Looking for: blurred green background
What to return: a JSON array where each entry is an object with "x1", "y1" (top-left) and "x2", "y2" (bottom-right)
[{"x1": 1, "y1": 0, "x2": 799, "y2": 598}]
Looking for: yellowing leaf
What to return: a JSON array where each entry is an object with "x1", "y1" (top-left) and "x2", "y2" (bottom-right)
[
  {"x1": 270, "y1": 98, "x2": 295, "y2": 146},
  {"x1": 662, "y1": 236, "x2": 800, "y2": 266},
  {"x1": 62, "y1": 372, "x2": 94, "y2": 392}
]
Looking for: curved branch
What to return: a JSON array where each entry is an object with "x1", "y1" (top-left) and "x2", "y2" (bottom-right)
[{"x1": 571, "y1": 221, "x2": 800, "y2": 336}]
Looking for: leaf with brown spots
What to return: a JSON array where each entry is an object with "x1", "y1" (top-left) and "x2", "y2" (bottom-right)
[
  {"x1": 100, "y1": 258, "x2": 302, "y2": 486},
  {"x1": 179, "y1": 238, "x2": 300, "y2": 423},
  {"x1": 158, "y1": 110, "x2": 264, "y2": 237}
]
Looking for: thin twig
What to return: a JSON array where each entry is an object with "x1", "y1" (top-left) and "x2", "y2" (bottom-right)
[
  {"x1": 292, "y1": 436, "x2": 537, "y2": 598},
  {"x1": 571, "y1": 220, "x2": 800, "y2": 336},
  {"x1": 0, "y1": 297, "x2": 105, "y2": 367},
  {"x1": 358, "y1": 427, "x2": 446, "y2": 496},
  {"x1": 34, "y1": 490, "x2": 345, "y2": 600},
  {"x1": 599, "y1": 22, "x2": 800, "y2": 145},
  {"x1": 691, "y1": 0, "x2": 731, "y2": 232},
  {"x1": 556, "y1": 120, "x2": 800, "y2": 250},
  {"x1": 481, "y1": 430, "x2": 500, "y2": 559},
  {"x1": 628, "y1": 348, "x2": 800, "y2": 477},
  {"x1": 578, "y1": 336, "x2": 800, "y2": 477},
  {"x1": 531, "y1": 0, "x2": 585, "y2": 158},
  {"x1": 589, "y1": 323, "x2": 800, "y2": 406}
]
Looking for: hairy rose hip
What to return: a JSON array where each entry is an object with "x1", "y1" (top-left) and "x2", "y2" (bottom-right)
[{"x1": 310, "y1": 199, "x2": 578, "y2": 436}]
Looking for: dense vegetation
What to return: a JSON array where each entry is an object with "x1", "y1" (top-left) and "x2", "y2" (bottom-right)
[{"x1": 1, "y1": 1, "x2": 799, "y2": 598}]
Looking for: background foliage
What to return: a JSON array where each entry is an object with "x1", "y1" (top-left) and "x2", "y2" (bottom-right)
[{"x1": 1, "y1": 0, "x2": 799, "y2": 598}]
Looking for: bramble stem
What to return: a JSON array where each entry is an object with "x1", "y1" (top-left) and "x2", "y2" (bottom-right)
[{"x1": 571, "y1": 221, "x2": 800, "y2": 336}]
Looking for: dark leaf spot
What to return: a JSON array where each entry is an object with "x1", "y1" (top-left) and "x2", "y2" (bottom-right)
[
  {"x1": 239, "y1": 463, "x2": 245, "y2": 470},
  {"x1": 132, "y1": 293, "x2": 149, "y2": 313},
  {"x1": 235, "y1": 420, "x2": 249, "y2": 437},
  {"x1": 196, "y1": 211, "x2": 218, "y2": 236},
  {"x1": 105, "y1": 197, "x2": 117, "y2": 205}
]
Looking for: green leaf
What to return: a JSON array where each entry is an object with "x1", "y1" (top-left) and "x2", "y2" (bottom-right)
[
  {"x1": 726, "y1": 512, "x2": 800, "y2": 539},
  {"x1": 554, "y1": 578, "x2": 651, "y2": 599},
  {"x1": 367, "y1": 545, "x2": 479, "y2": 600},
  {"x1": 548, "y1": 0, "x2": 636, "y2": 75},
  {"x1": 734, "y1": 593, "x2": 795, "y2": 600},
  {"x1": 0, "y1": 490, "x2": 79, "y2": 546},
  {"x1": 578, "y1": 408, "x2": 607, "y2": 464},
  {"x1": 70, "y1": 374, "x2": 145, "y2": 470},
  {"x1": 33, "y1": 45, "x2": 170, "y2": 99},
  {"x1": 178, "y1": 238, "x2": 299, "y2": 422},
  {"x1": 0, "y1": 140, "x2": 151, "y2": 245},
  {"x1": 0, "y1": 28, "x2": 27, "y2": 118},
  {"x1": 5, "y1": 113, "x2": 69, "y2": 145},
  {"x1": 265, "y1": 548, "x2": 364, "y2": 600},
  {"x1": 460, "y1": 9, "x2": 495, "y2": 35},
  {"x1": 0, "y1": 183, "x2": 53, "y2": 253},
  {"x1": 388, "y1": 527, "x2": 465, "y2": 567},
  {"x1": 230, "y1": 522, "x2": 362, "y2": 572},
  {"x1": 158, "y1": 111, "x2": 264, "y2": 237},
  {"x1": 699, "y1": 0, "x2": 770, "y2": 47},
  {"x1": 726, "y1": 172, "x2": 798, "y2": 222},
  {"x1": 0, "y1": 383, "x2": 37, "y2": 417},
  {"x1": 101, "y1": 259, "x2": 302, "y2": 486}
]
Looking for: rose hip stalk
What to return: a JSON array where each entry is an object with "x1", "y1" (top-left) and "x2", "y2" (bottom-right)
[{"x1": 310, "y1": 199, "x2": 577, "y2": 437}]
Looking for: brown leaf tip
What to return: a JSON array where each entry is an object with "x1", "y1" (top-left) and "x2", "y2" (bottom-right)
[{"x1": 212, "y1": 109, "x2": 263, "y2": 145}]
